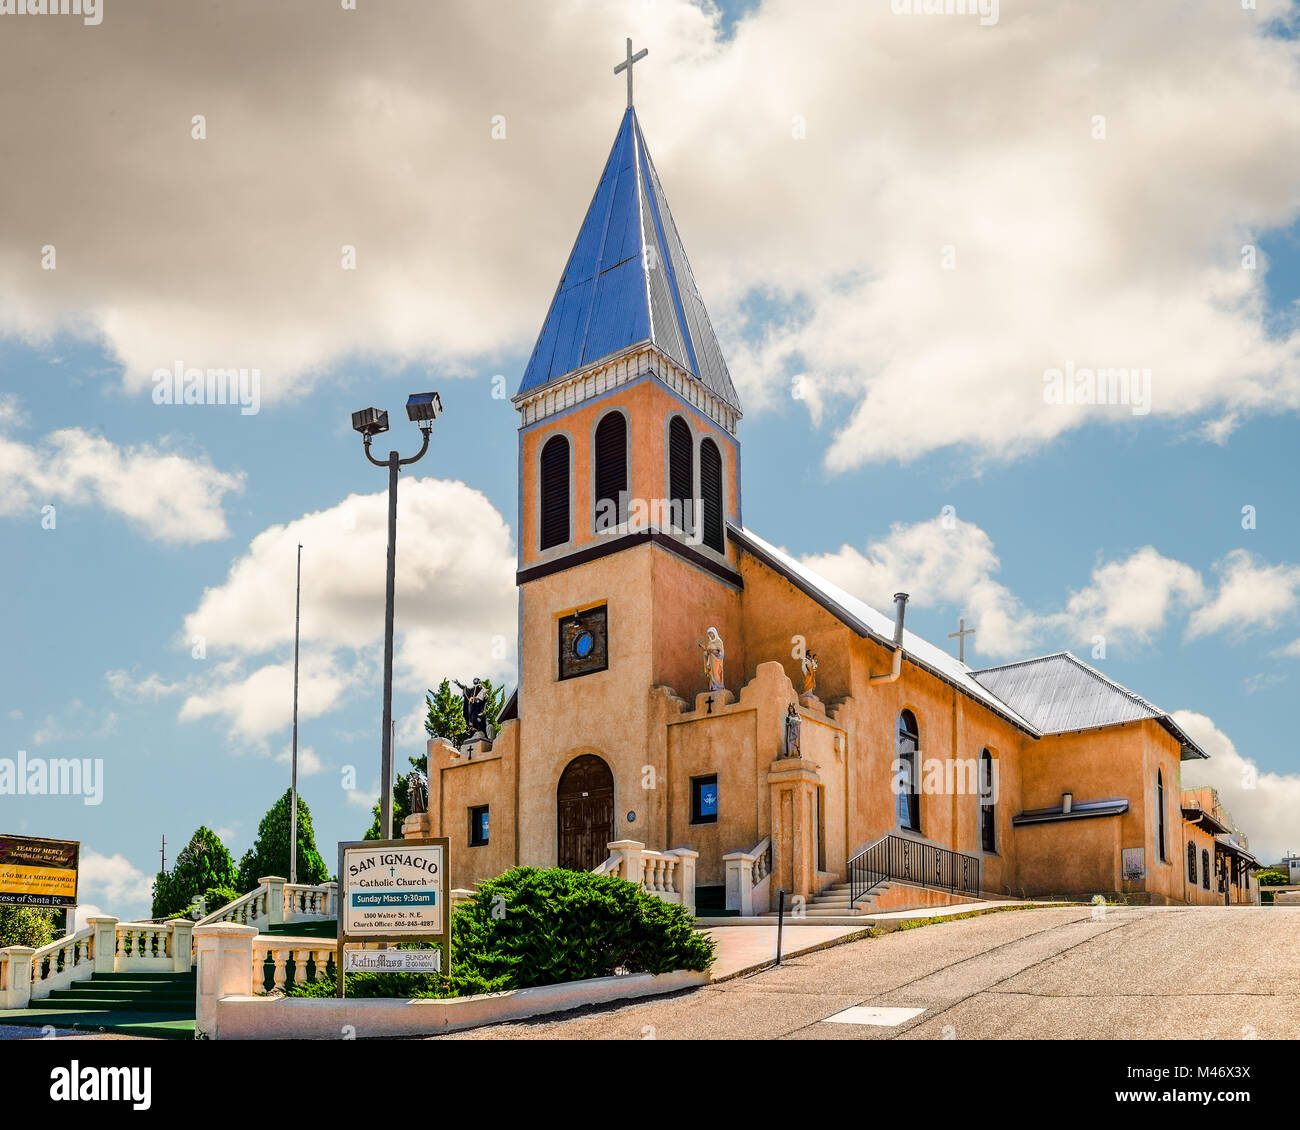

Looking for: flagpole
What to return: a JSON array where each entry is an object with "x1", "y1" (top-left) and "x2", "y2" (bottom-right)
[{"x1": 290, "y1": 543, "x2": 302, "y2": 885}]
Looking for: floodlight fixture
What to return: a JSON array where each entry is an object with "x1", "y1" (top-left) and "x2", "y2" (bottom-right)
[
  {"x1": 405, "y1": 391, "x2": 443, "y2": 426},
  {"x1": 351, "y1": 407, "x2": 390, "y2": 437}
]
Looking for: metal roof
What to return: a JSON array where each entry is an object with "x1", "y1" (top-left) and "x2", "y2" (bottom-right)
[
  {"x1": 970, "y1": 652, "x2": 1208, "y2": 759},
  {"x1": 1012, "y1": 798, "x2": 1130, "y2": 826},
  {"x1": 727, "y1": 524, "x2": 1040, "y2": 734},
  {"x1": 517, "y1": 107, "x2": 741, "y2": 413}
]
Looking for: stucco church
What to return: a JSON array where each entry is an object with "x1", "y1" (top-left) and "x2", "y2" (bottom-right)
[{"x1": 413, "y1": 82, "x2": 1259, "y2": 916}]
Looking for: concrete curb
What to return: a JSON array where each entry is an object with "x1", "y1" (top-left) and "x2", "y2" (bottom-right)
[{"x1": 209, "y1": 968, "x2": 710, "y2": 1039}]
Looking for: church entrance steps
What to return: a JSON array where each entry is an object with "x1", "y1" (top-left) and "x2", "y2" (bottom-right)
[{"x1": 0, "y1": 970, "x2": 196, "y2": 1040}]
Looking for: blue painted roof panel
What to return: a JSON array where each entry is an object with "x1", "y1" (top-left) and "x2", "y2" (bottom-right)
[{"x1": 517, "y1": 108, "x2": 741, "y2": 413}]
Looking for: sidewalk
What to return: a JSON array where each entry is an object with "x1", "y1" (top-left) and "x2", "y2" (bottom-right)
[{"x1": 702, "y1": 899, "x2": 1081, "y2": 980}]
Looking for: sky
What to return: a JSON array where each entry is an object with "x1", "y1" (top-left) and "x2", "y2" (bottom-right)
[{"x1": 2, "y1": 0, "x2": 1299, "y2": 919}]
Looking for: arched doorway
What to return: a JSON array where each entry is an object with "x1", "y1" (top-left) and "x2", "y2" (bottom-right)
[{"x1": 557, "y1": 754, "x2": 614, "y2": 872}]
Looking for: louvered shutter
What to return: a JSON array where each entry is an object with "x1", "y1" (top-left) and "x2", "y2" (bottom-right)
[
  {"x1": 593, "y1": 413, "x2": 627, "y2": 531},
  {"x1": 668, "y1": 416, "x2": 693, "y2": 532},
  {"x1": 539, "y1": 435, "x2": 570, "y2": 549},
  {"x1": 700, "y1": 437, "x2": 724, "y2": 553}
]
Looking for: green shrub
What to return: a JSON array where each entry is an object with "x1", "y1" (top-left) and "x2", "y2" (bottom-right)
[
  {"x1": 0, "y1": 904, "x2": 57, "y2": 949},
  {"x1": 200, "y1": 885, "x2": 242, "y2": 918},
  {"x1": 286, "y1": 867, "x2": 714, "y2": 1000}
]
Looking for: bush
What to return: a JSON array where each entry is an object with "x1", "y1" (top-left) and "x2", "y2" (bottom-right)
[
  {"x1": 0, "y1": 904, "x2": 57, "y2": 949},
  {"x1": 286, "y1": 867, "x2": 714, "y2": 1000},
  {"x1": 199, "y1": 885, "x2": 242, "y2": 918}
]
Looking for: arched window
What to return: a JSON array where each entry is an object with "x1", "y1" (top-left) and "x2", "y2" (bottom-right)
[
  {"x1": 667, "y1": 415, "x2": 693, "y2": 534},
  {"x1": 700, "y1": 437, "x2": 724, "y2": 553},
  {"x1": 593, "y1": 412, "x2": 627, "y2": 533},
  {"x1": 1187, "y1": 841, "x2": 1197, "y2": 886},
  {"x1": 1201, "y1": 849, "x2": 1210, "y2": 890},
  {"x1": 1156, "y1": 769, "x2": 1166, "y2": 862},
  {"x1": 979, "y1": 749, "x2": 995, "y2": 853},
  {"x1": 896, "y1": 710, "x2": 920, "y2": 832},
  {"x1": 539, "y1": 434, "x2": 570, "y2": 550}
]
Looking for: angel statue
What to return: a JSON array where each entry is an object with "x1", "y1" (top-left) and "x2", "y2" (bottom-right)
[
  {"x1": 697, "y1": 627, "x2": 725, "y2": 693},
  {"x1": 801, "y1": 649, "x2": 818, "y2": 697}
]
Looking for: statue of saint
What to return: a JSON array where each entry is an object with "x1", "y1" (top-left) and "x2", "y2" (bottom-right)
[
  {"x1": 784, "y1": 703, "x2": 802, "y2": 758},
  {"x1": 801, "y1": 649, "x2": 818, "y2": 697},
  {"x1": 407, "y1": 768, "x2": 429, "y2": 815},
  {"x1": 698, "y1": 627, "x2": 725, "y2": 692},
  {"x1": 455, "y1": 678, "x2": 490, "y2": 742}
]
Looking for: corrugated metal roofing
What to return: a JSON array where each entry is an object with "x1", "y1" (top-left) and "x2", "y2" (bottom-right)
[
  {"x1": 727, "y1": 524, "x2": 1040, "y2": 733},
  {"x1": 518, "y1": 108, "x2": 741, "y2": 413},
  {"x1": 970, "y1": 653, "x2": 1207, "y2": 759}
]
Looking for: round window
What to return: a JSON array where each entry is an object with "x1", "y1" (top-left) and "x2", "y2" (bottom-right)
[{"x1": 573, "y1": 630, "x2": 594, "y2": 659}]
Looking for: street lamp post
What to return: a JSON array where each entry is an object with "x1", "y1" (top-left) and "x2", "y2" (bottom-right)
[{"x1": 351, "y1": 392, "x2": 443, "y2": 841}]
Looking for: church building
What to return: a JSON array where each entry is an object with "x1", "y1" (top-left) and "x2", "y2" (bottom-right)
[{"x1": 417, "y1": 78, "x2": 1258, "y2": 915}]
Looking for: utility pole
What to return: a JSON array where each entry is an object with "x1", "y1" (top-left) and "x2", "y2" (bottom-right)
[
  {"x1": 290, "y1": 542, "x2": 302, "y2": 884},
  {"x1": 159, "y1": 833, "x2": 166, "y2": 874}
]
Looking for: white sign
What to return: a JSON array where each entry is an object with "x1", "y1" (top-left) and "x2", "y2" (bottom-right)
[
  {"x1": 343, "y1": 948, "x2": 442, "y2": 973},
  {"x1": 341, "y1": 843, "x2": 445, "y2": 937}
]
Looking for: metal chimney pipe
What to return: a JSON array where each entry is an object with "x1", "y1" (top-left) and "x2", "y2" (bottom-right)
[{"x1": 892, "y1": 593, "x2": 909, "y2": 646}]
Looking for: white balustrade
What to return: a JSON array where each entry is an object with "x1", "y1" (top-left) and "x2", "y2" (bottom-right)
[
  {"x1": 593, "y1": 840, "x2": 697, "y2": 914},
  {"x1": 724, "y1": 836, "x2": 772, "y2": 916}
]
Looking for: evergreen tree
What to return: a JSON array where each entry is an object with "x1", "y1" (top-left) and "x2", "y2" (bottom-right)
[
  {"x1": 151, "y1": 825, "x2": 237, "y2": 918},
  {"x1": 362, "y1": 677, "x2": 507, "y2": 840},
  {"x1": 237, "y1": 790, "x2": 330, "y2": 890}
]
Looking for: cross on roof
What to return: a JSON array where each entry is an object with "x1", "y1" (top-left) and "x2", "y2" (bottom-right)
[
  {"x1": 948, "y1": 617, "x2": 976, "y2": 664},
  {"x1": 613, "y1": 37, "x2": 648, "y2": 109}
]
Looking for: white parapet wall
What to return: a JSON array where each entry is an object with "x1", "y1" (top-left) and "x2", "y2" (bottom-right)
[{"x1": 205, "y1": 969, "x2": 708, "y2": 1040}]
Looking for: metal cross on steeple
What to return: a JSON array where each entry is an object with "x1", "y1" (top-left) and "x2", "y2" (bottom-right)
[
  {"x1": 613, "y1": 37, "x2": 648, "y2": 109},
  {"x1": 948, "y1": 618, "x2": 976, "y2": 664}
]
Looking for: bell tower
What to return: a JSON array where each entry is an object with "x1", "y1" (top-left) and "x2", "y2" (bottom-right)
[{"x1": 509, "y1": 50, "x2": 745, "y2": 867}]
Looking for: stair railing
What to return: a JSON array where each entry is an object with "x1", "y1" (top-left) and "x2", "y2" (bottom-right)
[{"x1": 848, "y1": 833, "x2": 982, "y2": 907}]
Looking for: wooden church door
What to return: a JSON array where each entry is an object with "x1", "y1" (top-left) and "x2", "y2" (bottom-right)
[{"x1": 557, "y1": 754, "x2": 614, "y2": 872}]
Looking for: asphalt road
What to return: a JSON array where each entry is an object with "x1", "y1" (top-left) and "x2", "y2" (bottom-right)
[{"x1": 438, "y1": 905, "x2": 1300, "y2": 1040}]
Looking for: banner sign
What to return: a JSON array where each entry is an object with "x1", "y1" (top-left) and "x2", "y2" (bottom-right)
[
  {"x1": 336, "y1": 837, "x2": 450, "y2": 996},
  {"x1": 0, "y1": 834, "x2": 80, "y2": 908},
  {"x1": 343, "y1": 948, "x2": 442, "y2": 974}
]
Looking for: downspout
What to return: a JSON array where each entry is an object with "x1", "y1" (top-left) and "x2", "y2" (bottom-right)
[{"x1": 869, "y1": 593, "x2": 909, "y2": 684}]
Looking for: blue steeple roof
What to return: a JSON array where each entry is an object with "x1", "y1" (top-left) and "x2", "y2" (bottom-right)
[{"x1": 517, "y1": 108, "x2": 740, "y2": 413}]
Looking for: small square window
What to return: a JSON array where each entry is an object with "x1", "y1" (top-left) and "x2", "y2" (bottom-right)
[
  {"x1": 469, "y1": 805, "x2": 489, "y2": 847},
  {"x1": 691, "y1": 775, "x2": 718, "y2": 825}
]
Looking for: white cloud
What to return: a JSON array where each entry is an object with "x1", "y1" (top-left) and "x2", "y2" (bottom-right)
[
  {"x1": 1174, "y1": 710, "x2": 1300, "y2": 864},
  {"x1": 79, "y1": 849, "x2": 155, "y2": 920},
  {"x1": 1186, "y1": 549, "x2": 1300, "y2": 639},
  {"x1": 177, "y1": 477, "x2": 515, "y2": 742},
  {"x1": 801, "y1": 515, "x2": 1037, "y2": 656},
  {"x1": 1059, "y1": 547, "x2": 1205, "y2": 649},
  {"x1": 105, "y1": 669, "x2": 183, "y2": 703},
  {"x1": 799, "y1": 516, "x2": 1214, "y2": 660},
  {"x1": 273, "y1": 743, "x2": 324, "y2": 777},
  {"x1": 0, "y1": 2, "x2": 1296, "y2": 468},
  {"x1": 0, "y1": 427, "x2": 243, "y2": 543}
]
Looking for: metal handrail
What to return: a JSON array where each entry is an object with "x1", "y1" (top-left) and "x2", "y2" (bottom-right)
[{"x1": 848, "y1": 833, "x2": 982, "y2": 907}]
